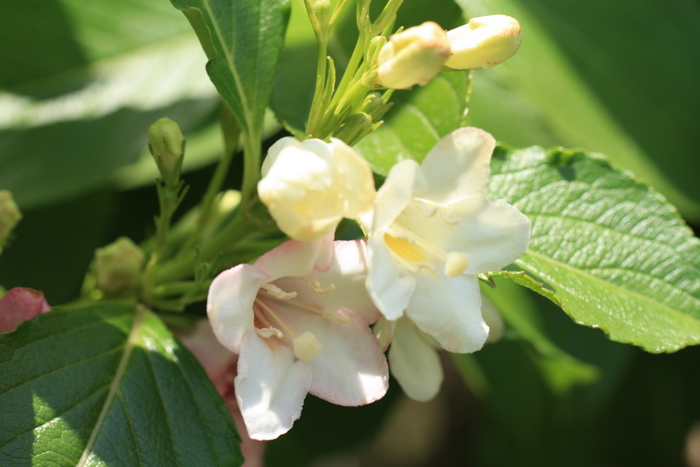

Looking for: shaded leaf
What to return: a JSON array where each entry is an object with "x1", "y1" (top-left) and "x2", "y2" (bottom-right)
[{"x1": 0, "y1": 303, "x2": 242, "y2": 466}]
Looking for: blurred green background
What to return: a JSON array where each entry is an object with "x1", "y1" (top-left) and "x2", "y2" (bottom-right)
[{"x1": 1, "y1": 0, "x2": 699, "y2": 465}]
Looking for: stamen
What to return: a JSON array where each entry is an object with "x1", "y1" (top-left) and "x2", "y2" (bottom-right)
[
  {"x1": 308, "y1": 279, "x2": 336, "y2": 294},
  {"x1": 256, "y1": 327, "x2": 283, "y2": 339},
  {"x1": 439, "y1": 207, "x2": 460, "y2": 225},
  {"x1": 254, "y1": 298, "x2": 299, "y2": 339},
  {"x1": 261, "y1": 283, "x2": 297, "y2": 299},
  {"x1": 414, "y1": 200, "x2": 437, "y2": 217}
]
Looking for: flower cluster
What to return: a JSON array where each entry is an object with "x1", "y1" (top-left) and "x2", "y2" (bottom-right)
[{"x1": 208, "y1": 126, "x2": 531, "y2": 439}]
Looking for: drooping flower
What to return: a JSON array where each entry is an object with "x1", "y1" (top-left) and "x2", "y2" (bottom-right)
[
  {"x1": 374, "y1": 295, "x2": 505, "y2": 402},
  {"x1": 258, "y1": 137, "x2": 375, "y2": 242},
  {"x1": 376, "y1": 21, "x2": 452, "y2": 89},
  {"x1": 207, "y1": 235, "x2": 388, "y2": 440},
  {"x1": 0, "y1": 287, "x2": 51, "y2": 333},
  {"x1": 362, "y1": 127, "x2": 531, "y2": 355},
  {"x1": 444, "y1": 15, "x2": 522, "y2": 70}
]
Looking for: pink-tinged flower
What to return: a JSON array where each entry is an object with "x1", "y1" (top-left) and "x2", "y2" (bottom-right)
[
  {"x1": 207, "y1": 235, "x2": 388, "y2": 440},
  {"x1": 362, "y1": 127, "x2": 531, "y2": 355},
  {"x1": 0, "y1": 287, "x2": 51, "y2": 333}
]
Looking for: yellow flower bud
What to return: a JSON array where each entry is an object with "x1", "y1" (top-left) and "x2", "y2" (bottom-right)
[
  {"x1": 376, "y1": 22, "x2": 452, "y2": 90},
  {"x1": 444, "y1": 15, "x2": 522, "y2": 70},
  {"x1": 0, "y1": 191, "x2": 21, "y2": 246},
  {"x1": 94, "y1": 237, "x2": 144, "y2": 294}
]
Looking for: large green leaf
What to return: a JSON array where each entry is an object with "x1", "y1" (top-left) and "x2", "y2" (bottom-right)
[
  {"x1": 0, "y1": 1, "x2": 220, "y2": 210},
  {"x1": 355, "y1": 71, "x2": 470, "y2": 175},
  {"x1": 170, "y1": 0, "x2": 290, "y2": 137},
  {"x1": 0, "y1": 303, "x2": 242, "y2": 466},
  {"x1": 489, "y1": 145, "x2": 700, "y2": 352},
  {"x1": 458, "y1": 0, "x2": 700, "y2": 219}
]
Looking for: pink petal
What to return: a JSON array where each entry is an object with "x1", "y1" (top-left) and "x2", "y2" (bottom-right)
[
  {"x1": 208, "y1": 264, "x2": 267, "y2": 353},
  {"x1": 0, "y1": 287, "x2": 50, "y2": 333},
  {"x1": 282, "y1": 306, "x2": 388, "y2": 406},
  {"x1": 235, "y1": 332, "x2": 312, "y2": 440}
]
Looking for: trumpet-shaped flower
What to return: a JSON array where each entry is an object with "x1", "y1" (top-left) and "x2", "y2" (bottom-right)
[
  {"x1": 376, "y1": 21, "x2": 452, "y2": 89},
  {"x1": 363, "y1": 127, "x2": 530, "y2": 354},
  {"x1": 207, "y1": 235, "x2": 388, "y2": 440},
  {"x1": 258, "y1": 137, "x2": 375, "y2": 242},
  {"x1": 445, "y1": 15, "x2": 522, "y2": 70}
]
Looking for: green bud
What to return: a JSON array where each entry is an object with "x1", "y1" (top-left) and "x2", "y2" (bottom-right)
[
  {"x1": 314, "y1": 0, "x2": 333, "y2": 34},
  {"x1": 95, "y1": 237, "x2": 144, "y2": 295},
  {"x1": 0, "y1": 191, "x2": 22, "y2": 246},
  {"x1": 148, "y1": 118, "x2": 185, "y2": 187},
  {"x1": 333, "y1": 113, "x2": 375, "y2": 146}
]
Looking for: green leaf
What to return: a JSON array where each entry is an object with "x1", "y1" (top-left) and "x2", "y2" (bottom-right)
[
  {"x1": 0, "y1": 1, "x2": 220, "y2": 210},
  {"x1": 0, "y1": 303, "x2": 242, "y2": 466},
  {"x1": 458, "y1": 0, "x2": 700, "y2": 219},
  {"x1": 355, "y1": 71, "x2": 470, "y2": 175},
  {"x1": 489, "y1": 145, "x2": 700, "y2": 353},
  {"x1": 170, "y1": 0, "x2": 291, "y2": 137}
]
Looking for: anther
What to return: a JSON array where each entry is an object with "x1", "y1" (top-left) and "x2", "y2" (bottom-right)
[
  {"x1": 261, "y1": 283, "x2": 297, "y2": 299},
  {"x1": 308, "y1": 279, "x2": 336, "y2": 294},
  {"x1": 439, "y1": 207, "x2": 460, "y2": 225},
  {"x1": 256, "y1": 327, "x2": 283, "y2": 339}
]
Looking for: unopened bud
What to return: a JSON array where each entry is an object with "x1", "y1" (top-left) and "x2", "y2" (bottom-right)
[
  {"x1": 376, "y1": 22, "x2": 451, "y2": 89},
  {"x1": 333, "y1": 113, "x2": 374, "y2": 146},
  {"x1": 94, "y1": 237, "x2": 144, "y2": 294},
  {"x1": 148, "y1": 118, "x2": 185, "y2": 187},
  {"x1": 0, "y1": 191, "x2": 21, "y2": 246},
  {"x1": 445, "y1": 15, "x2": 522, "y2": 70},
  {"x1": 314, "y1": 0, "x2": 333, "y2": 34}
]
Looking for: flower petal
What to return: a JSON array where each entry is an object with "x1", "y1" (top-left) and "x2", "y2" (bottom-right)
[
  {"x1": 256, "y1": 235, "x2": 333, "y2": 280},
  {"x1": 399, "y1": 196, "x2": 531, "y2": 274},
  {"x1": 372, "y1": 160, "x2": 421, "y2": 232},
  {"x1": 365, "y1": 235, "x2": 415, "y2": 320},
  {"x1": 235, "y1": 332, "x2": 312, "y2": 440},
  {"x1": 389, "y1": 318, "x2": 443, "y2": 401},
  {"x1": 417, "y1": 127, "x2": 495, "y2": 203},
  {"x1": 0, "y1": 287, "x2": 50, "y2": 333},
  {"x1": 406, "y1": 271, "x2": 488, "y2": 353},
  {"x1": 207, "y1": 264, "x2": 266, "y2": 353},
  {"x1": 282, "y1": 306, "x2": 388, "y2": 406}
]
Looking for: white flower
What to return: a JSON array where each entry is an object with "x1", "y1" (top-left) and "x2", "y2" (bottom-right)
[
  {"x1": 376, "y1": 21, "x2": 452, "y2": 89},
  {"x1": 445, "y1": 15, "x2": 522, "y2": 70},
  {"x1": 258, "y1": 137, "x2": 375, "y2": 242},
  {"x1": 207, "y1": 235, "x2": 388, "y2": 440},
  {"x1": 362, "y1": 127, "x2": 531, "y2": 354}
]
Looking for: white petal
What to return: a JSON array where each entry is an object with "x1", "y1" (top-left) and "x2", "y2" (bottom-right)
[
  {"x1": 397, "y1": 196, "x2": 531, "y2": 274},
  {"x1": 365, "y1": 235, "x2": 415, "y2": 320},
  {"x1": 235, "y1": 332, "x2": 312, "y2": 440},
  {"x1": 418, "y1": 127, "x2": 495, "y2": 203},
  {"x1": 255, "y1": 235, "x2": 333, "y2": 281},
  {"x1": 406, "y1": 271, "x2": 488, "y2": 353},
  {"x1": 207, "y1": 264, "x2": 267, "y2": 353},
  {"x1": 287, "y1": 308, "x2": 389, "y2": 406},
  {"x1": 302, "y1": 240, "x2": 381, "y2": 324},
  {"x1": 372, "y1": 160, "x2": 421, "y2": 232},
  {"x1": 389, "y1": 318, "x2": 443, "y2": 401},
  {"x1": 329, "y1": 138, "x2": 376, "y2": 217}
]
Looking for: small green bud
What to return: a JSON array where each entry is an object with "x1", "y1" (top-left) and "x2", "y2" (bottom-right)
[
  {"x1": 95, "y1": 237, "x2": 144, "y2": 295},
  {"x1": 314, "y1": 0, "x2": 333, "y2": 34},
  {"x1": 333, "y1": 113, "x2": 374, "y2": 146},
  {"x1": 148, "y1": 117, "x2": 185, "y2": 187},
  {"x1": 0, "y1": 191, "x2": 22, "y2": 246}
]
